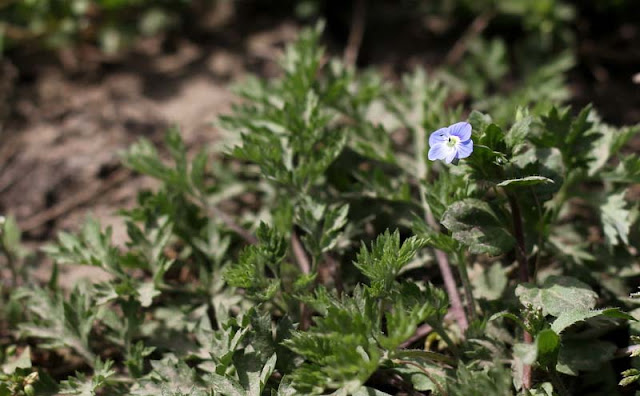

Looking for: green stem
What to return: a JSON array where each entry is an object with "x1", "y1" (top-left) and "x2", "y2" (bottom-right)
[
  {"x1": 507, "y1": 193, "x2": 529, "y2": 283},
  {"x1": 5, "y1": 251, "x2": 18, "y2": 287},
  {"x1": 431, "y1": 322, "x2": 461, "y2": 359},
  {"x1": 506, "y1": 191, "x2": 533, "y2": 389}
]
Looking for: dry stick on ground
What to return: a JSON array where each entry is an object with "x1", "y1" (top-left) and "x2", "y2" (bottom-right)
[
  {"x1": 444, "y1": 11, "x2": 494, "y2": 66},
  {"x1": 20, "y1": 168, "x2": 131, "y2": 232},
  {"x1": 507, "y1": 193, "x2": 533, "y2": 390},
  {"x1": 343, "y1": 0, "x2": 366, "y2": 66}
]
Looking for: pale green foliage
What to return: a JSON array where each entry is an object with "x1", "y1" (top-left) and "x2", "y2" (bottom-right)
[
  {"x1": 2, "y1": 14, "x2": 640, "y2": 396},
  {"x1": 59, "y1": 359, "x2": 116, "y2": 396},
  {"x1": 354, "y1": 230, "x2": 426, "y2": 296},
  {"x1": 15, "y1": 287, "x2": 97, "y2": 364},
  {"x1": 441, "y1": 199, "x2": 515, "y2": 255}
]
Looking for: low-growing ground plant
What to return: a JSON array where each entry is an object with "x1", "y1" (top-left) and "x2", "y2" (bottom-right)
[{"x1": 1, "y1": 22, "x2": 640, "y2": 395}]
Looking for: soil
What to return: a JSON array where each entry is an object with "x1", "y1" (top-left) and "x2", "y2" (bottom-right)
[{"x1": 0, "y1": 1, "x2": 638, "y2": 287}]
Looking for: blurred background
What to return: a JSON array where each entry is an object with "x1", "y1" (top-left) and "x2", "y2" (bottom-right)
[{"x1": 0, "y1": 0, "x2": 638, "y2": 258}]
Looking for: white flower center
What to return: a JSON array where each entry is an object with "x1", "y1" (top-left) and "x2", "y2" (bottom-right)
[{"x1": 447, "y1": 136, "x2": 460, "y2": 148}]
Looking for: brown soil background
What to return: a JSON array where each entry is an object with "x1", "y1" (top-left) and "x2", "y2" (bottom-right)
[{"x1": 1, "y1": 1, "x2": 638, "y2": 287}]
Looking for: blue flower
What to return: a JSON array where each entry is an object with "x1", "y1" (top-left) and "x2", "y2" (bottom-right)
[{"x1": 428, "y1": 122, "x2": 473, "y2": 164}]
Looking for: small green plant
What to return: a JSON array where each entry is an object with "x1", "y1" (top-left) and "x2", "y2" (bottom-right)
[
  {"x1": 1, "y1": 21, "x2": 639, "y2": 395},
  {"x1": 0, "y1": 0, "x2": 201, "y2": 55}
]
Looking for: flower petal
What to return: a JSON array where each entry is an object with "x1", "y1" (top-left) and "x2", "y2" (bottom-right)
[
  {"x1": 448, "y1": 122, "x2": 472, "y2": 142},
  {"x1": 428, "y1": 143, "x2": 450, "y2": 161},
  {"x1": 445, "y1": 147, "x2": 458, "y2": 163},
  {"x1": 456, "y1": 139, "x2": 474, "y2": 159},
  {"x1": 429, "y1": 127, "x2": 450, "y2": 147}
]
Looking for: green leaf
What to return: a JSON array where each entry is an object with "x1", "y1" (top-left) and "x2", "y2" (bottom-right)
[
  {"x1": 1, "y1": 346, "x2": 31, "y2": 374},
  {"x1": 496, "y1": 176, "x2": 554, "y2": 188},
  {"x1": 488, "y1": 311, "x2": 527, "y2": 331},
  {"x1": 620, "y1": 369, "x2": 640, "y2": 387},
  {"x1": 350, "y1": 386, "x2": 393, "y2": 396},
  {"x1": 472, "y1": 262, "x2": 508, "y2": 300},
  {"x1": 505, "y1": 108, "x2": 531, "y2": 149},
  {"x1": 15, "y1": 287, "x2": 97, "y2": 364},
  {"x1": 1, "y1": 215, "x2": 21, "y2": 256},
  {"x1": 136, "y1": 282, "x2": 160, "y2": 308},
  {"x1": 551, "y1": 308, "x2": 634, "y2": 334},
  {"x1": 515, "y1": 276, "x2": 597, "y2": 317},
  {"x1": 556, "y1": 340, "x2": 616, "y2": 376},
  {"x1": 59, "y1": 358, "x2": 116, "y2": 396},
  {"x1": 514, "y1": 342, "x2": 537, "y2": 365},
  {"x1": 131, "y1": 356, "x2": 209, "y2": 396},
  {"x1": 441, "y1": 199, "x2": 515, "y2": 256},
  {"x1": 535, "y1": 329, "x2": 560, "y2": 367},
  {"x1": 600, "y1": 190, "x2": 631, "y2": 246},
  {"x1": 354, "y1": 230, "x2": 426, "y2": 296}
]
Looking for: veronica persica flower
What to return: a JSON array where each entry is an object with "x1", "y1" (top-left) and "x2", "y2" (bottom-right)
[{"x1": 428, "y1": 122, "x2": 473, "y2": 164}]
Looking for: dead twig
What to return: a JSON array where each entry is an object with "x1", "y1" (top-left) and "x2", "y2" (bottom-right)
[
  {"x1": 291, "y1": 229, "x2": 310, "y2": 275},
  {"x1": 425, "y1": 210, "x2": 469, "y2": 332},
  {"x1": 445, "y1": 11, "x2": 494, "y2": 66},
  {"x1": 400, "y1": 323, "x2": 433, "y2": 349},
  {"x1": 343, "y1": 0, "x2": 366, "y2": 67}
]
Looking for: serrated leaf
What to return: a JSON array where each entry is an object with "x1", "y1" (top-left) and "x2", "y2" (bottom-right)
[
  {"x1": 354, "y1": 230, "x2": 426, "y2": 296},
  {"x1": 601, "y1": 190, "x2": 631, "y2": 246},
  {"x1": 207, "y1": 373, "x2": 244, "y2": 396}
]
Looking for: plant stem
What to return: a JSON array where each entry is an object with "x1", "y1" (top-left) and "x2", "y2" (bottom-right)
[
  {"x1": 456, "y1": 251, "x2": 476, "y2": 321},
  {"x1": 4, "y1": 250, "x2": 18, "y2": 287},
  {"x1": 291, "y1": 229, "x2": 312, "y2": 330},
  {"x1": 507, "y1": 192, "x2": 533, "y2": 389},
  {"x1": 507, "y1": 193, "x2": 529, "y2": 283},
  {"x1": 414, "y1": 121, "x2": 468, "y2": 333},
  {"x1": 291, "y1": 230, "x2": 311, "y2": 275},
  {"x1": 343, "y1": 0, "x2": 366, "y2": 67},
  {"x1": 431, "y1": 322, "x2": 461, "y2": 359},
  {"x1": 393, "y1": 359, "x2": 449, "y2": 396}
]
